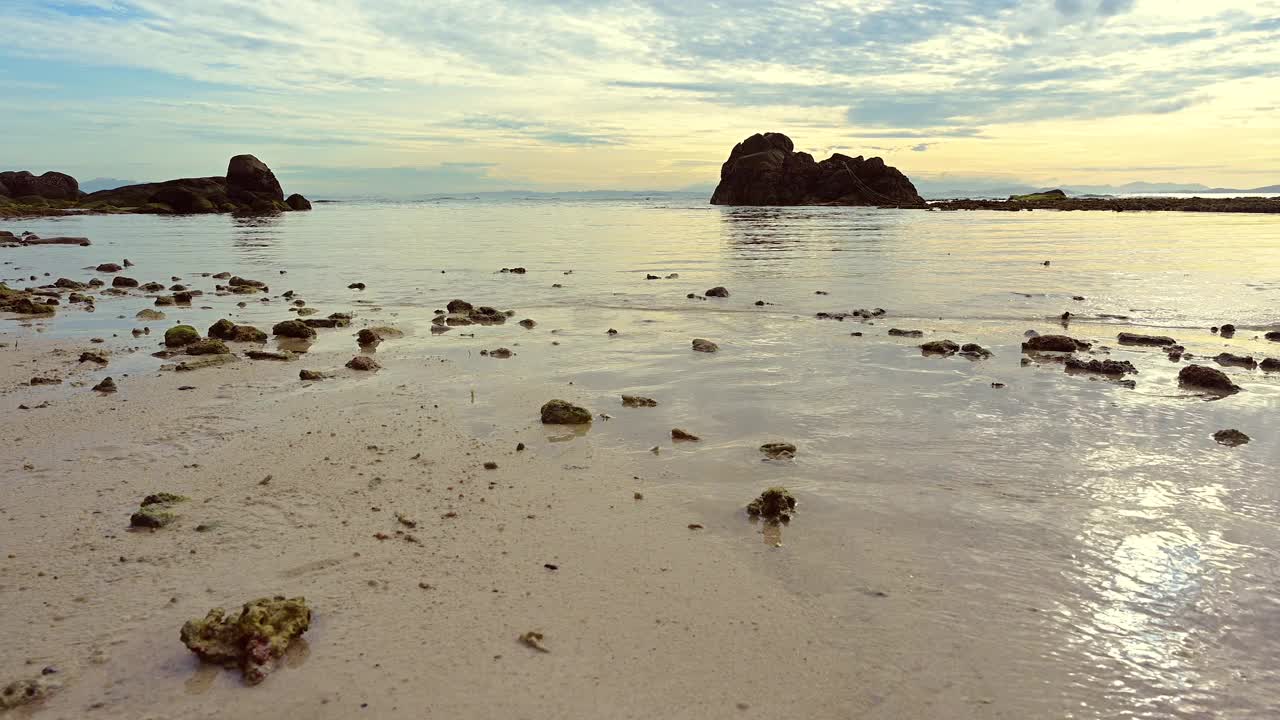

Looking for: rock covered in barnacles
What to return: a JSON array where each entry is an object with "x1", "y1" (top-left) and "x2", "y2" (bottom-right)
[{"x1": 179, "y1": 596, "x2": 312, "y2": 685}]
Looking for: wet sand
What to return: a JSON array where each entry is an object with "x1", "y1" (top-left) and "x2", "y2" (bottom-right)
[
  {"x1": 2, "y1": 336, "x2": 900, "y2": 719},
  {"x1": 4, "y1": 203, "x2": 1280, "y2": 718}
]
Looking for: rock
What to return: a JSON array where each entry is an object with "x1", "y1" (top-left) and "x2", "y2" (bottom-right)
[
  {"x1": 746, "y1": 487, "x2": 796, "y2": 521},
  {"x1": 447, "y1": 299, "x2": 473, "y2": 313},
  {"x1": 172, "y1": 355, "x2": 239, "y2": 371},
  {"x1": 140, "y1": 281, "x2": 165, "y2": 292},
  {"x1": 345, "y1": 356, "x2": 380, "y2": 371},
  {"x1": 272, "y1": 320, "x2": 316, "y2": 339},
  {"x1": 348, "y1": 282, "x2": 366, "y2": 290},
  {"x1": 500, "y1": 267, "x2": 527, "y2": 274},
  {"x1": 540, "y1": 399, "x2": 592, "y2": 425},
  {"x1": 299, "y1": 369, "x2": 326, "y2": 381},
  {"x1": 0, "y1": 284, "x2": 56, "y2": 315},
  {"x1": 209, "y1": 319, "x2": 268, "y2": 342},
  {"x1": 959, "y1": 343, "x2": 993, "y2": 359},
  {"x1": 1178, "y1": 364, "x2": 1240, "y2": 394},
  {"x1": 228, "y1": 276, "x2": 266, "y2": 290},
  {"x1": 671, "y1": 428, "x2": 700, "y2": 442},
  {"x1": 1262, "y1": 358, "x2": 1280, "y2": 372},
  {"x1": 0, "y1": 673, "x2": 61, "y2": 710},
  {"x1": 1219, "y1": 324, "x2": 1236, "y2": 337},
  {"x1": 246, "y1": 350, "x2": 294, "y2": 361},
  {"x1": 130, "y1": 493, "x2": 186, "y2": 528},
  {"x1": 18, "y1": 235, "x2": 90, "y2": 246},
  {"x1": 186, "y1": 339, "x2": 230, "y2": 355},
  {"x1": 760, "y1": 442, "x2": 796, "y2": 458},
  {"x1": 79, "y1": 350, "x2": 108, "y2": 364},
  {"x1": 1215, "y1": 352, "x2": 1258, "y2": 369},
  {"x1": 136, "y1": 309, "x2": 165, "y2": 321},
  {"x1": 920, "y1": 339, "x2": 960, "y2": 356},
  {"x1": 29, "y1": 375, "x2": 61, "y2": 385},
  {"x1": 888, "y1": 328, "x2": 923, "y2": 337},
  {"x1": 0, "y1": 170, "x2": 79, "y2": 200},
  {"x1": 302, "y1": 318, "x2": 340, "y2": 328},
  {"x1": 285, "y1": 193, "x2": 311, "y2": 211},
  {"x1": 705, "y1": 286, "x2": 729, "y2": 298},
  {"x1": 95, "y1": 262, "x2": 122, "y2": 273},
  {"x1": 54, "y1": 278, "x2": 86, "y2": 290},
  {"x1": 1266, "y1": 331, "x2": 1280, "y2": 342},
  {"x1": 164, "y1": 325, "x2": 201, "y2": 347},
  {"x1": 710, "y1": 132, "x2": 924, "y2": 207},
  {"x1": 1022, "y1": 335, "x2": 1090, "y2": 352},
  {"x1": 110, "y1": 276, "x2": 138, "y2": 288},
  {"x1": 621, "y1": 395, "x2": 658, "y2": 407},
  {"x1": 180, "y1": 596, "x2": 311, "y2": 685},
  {"x1": 1064, "y1": 357, "x2": 1138, "y2": 375},
  {"x1": 487, "y1": 348, "x2": 513, "y2": 359},
  {"x1": 519, "y1": 318, "x2": 537, "y2": 329},
  {"x1": 1213, "y1": 429, "x2": 1250, "y2": 447},
  {"x1": 226, "y1": 154, "x2": 285, "y2": 203},
  {"x1": 357, "y1": 326, "x2": 402, "y2": 346},
  {"x1": 691, "y1": 338, "x2": 719, "y2": 353},
  {"x1": 1117, "y1": 332, "x2": 1177, "y2": 347},
  {"x1": 92, "y1": 376, "x2": 117, "y2": 393}
]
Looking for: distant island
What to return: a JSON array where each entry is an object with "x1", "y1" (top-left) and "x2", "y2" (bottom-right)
[
  {"x1": 709, "y1": 132, "x2": 925, "y2": 207},
  {"x1": 0, "y1": 155, "x2": 310, "y2": 218}
]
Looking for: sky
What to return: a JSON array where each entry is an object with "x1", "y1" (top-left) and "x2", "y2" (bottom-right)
[{"x1": 1, "y1": 0, "x2": 1278, "y2": 196}]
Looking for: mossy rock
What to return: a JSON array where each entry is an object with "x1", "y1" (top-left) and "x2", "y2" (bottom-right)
[
  {"x1": 139, "y1": 203, "x2": 174, "y2": 214},
  {"x1": 180, "y1": 596, "x2": 312, "y2": 685},
  {"x1": 142, "y1": 492, "x2": 188, "y2": 506},
  {"x1": 272, "y1": 320, "x2": 316, "y2": 339},
  {"x1": 540, "y1": 399, "x2": 592, "y2": 424},
  {"x1": 131, "y1": 506, "x2": 177, "y2": 528},
  {"x1": 186, "y1": 339, "x2": 230, "y2": 355},
  {"x1": 164, "y1": 325, "x2": 201, "y2": 347}
]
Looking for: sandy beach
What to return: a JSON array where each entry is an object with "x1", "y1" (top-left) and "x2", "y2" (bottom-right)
[
  {"x1": 2, "y1": 334, "x2": 895, "y2": 719},
  {"x1": 2, "y1": 200, "x2": 1279, "y2": 719}
]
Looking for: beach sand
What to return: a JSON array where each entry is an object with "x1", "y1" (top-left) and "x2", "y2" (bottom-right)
[{"x1": 0, "y1": 335, "x2": 918, "y2": 719}]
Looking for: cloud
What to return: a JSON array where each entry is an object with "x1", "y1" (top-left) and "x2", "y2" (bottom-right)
[{"x1": 0, "y1": 0, "x2": 1278, "y2": 188}]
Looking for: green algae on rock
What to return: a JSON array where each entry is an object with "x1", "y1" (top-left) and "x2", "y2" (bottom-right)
[
  {"x1": 180, "y1": 596, "x2": 312, "y2": 685},
  {"x1": 130, "y1": 493, "x2": 187, "y2": 528},
  {"x1": 540, "y1": 399, "x2": 592, "y2": 424},
  {"x1": 747, "y1": 487, "x2": 797, "y2": 521},
  {"x1": 164, "y1": 324, "x2": 200, "y2": 347},
  {"x1": 185, "y1": 338, "x2": 230, "y2": 355},
  {"x1": 0, "y1": 283, "x2": 57, "y2": 315}
]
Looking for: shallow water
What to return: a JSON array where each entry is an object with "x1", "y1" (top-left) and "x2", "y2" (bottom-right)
[{"x1": 5, "y1": 200, "x2": 1280, "y2": 718}]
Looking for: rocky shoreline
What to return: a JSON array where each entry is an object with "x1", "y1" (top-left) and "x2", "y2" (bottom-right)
[
  {"x1": 0, "y1": 155, "x2": 309, "y2": 218},
  {"x1": 928, "y1": 195, "x2": 1280, "y2": 213}
]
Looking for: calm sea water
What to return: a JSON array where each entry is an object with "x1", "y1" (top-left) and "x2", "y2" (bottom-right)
[{"x1": 5, "y1": 198, "x2": 1280, "y2": 718}]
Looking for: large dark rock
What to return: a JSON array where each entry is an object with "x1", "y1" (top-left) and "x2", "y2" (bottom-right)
[
  {"x1": 285, "y1": 194, "x2": 312, "y2": 211},
  {"x1": 227, "y1": 154, "x2": 284, "y2": 203},
  {"x1": 0, "y1": 170, "x2": 80, "y2": 200},
  {"x1": 149, "y1": 186, "x2": 217, "y2": 214},
  {"x1": 84, "y1": 155, "x2": 295, "y2": 215},
  {"x1": 709, "y1": 132, "x2": 924, "y2": 207}
]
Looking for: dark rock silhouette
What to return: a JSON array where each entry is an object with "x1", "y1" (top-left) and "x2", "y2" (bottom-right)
[
  {"x1": 710, "y1": 132, "x2": 924, "y2": 207},
  {"x1": 0, "y1": 170, "x2": 79, "y2": 200},
  {"x1": 80, "y1": 155, "x2": 308, "y2": 215}
]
